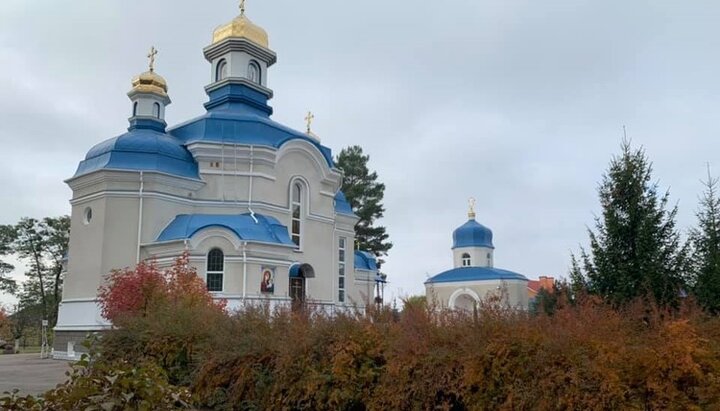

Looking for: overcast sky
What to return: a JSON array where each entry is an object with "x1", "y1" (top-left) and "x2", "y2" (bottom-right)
[{"x1": 1, "y1": 0, "x2": 720, "y2": 306}]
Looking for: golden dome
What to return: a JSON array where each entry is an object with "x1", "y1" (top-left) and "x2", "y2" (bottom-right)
[
  {"x1": 212, "y1": 14, "x2": 269, "y2": 48},
  {"x1": 130, "y1": 70, "x2": 168, "y2": 96}
]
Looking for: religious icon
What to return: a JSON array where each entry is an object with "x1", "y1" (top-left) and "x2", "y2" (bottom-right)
[{"x1": 261, "y1": 267, "x2": 275, "y2": 294}]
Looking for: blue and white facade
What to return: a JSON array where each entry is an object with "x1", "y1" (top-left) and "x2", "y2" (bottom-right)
[
  {"x1": 425, "y1": 207, "x2": 529, "y2": 310},
  {"x1": 54, "y1": 9, "x2": 379, "y2": 359}
]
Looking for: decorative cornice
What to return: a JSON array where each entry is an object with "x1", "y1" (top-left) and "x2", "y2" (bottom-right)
[{"x1": 203, "y1": 37, "x2": 277, "y2": 66}]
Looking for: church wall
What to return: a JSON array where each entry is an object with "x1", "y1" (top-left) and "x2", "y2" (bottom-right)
[
  {"x1": 426, "y1": 279, "x2": 529, "y2": 310},
  {"x1": 453, "y1": 247, "x2": 494, "y2": 268},
  {"x1": 99, "y1": 196, "x2": 142, "y2": 284},
  {"x1": 63, "y1": 197, "x2": 108, "y2": 300}
]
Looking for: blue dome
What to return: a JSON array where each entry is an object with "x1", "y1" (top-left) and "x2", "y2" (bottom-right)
[
  {"x1": 167, "y1": 83, "x2": 335, "y2": 168},
  {"x1": 453, "y1": 219, "x2": 494, "y2": 249},
  {"x1": 74, "y1": 127, "x2": 199, "y2": 180},
  {"x1": 425, "y1": 267, "x2": 527, "y2": 284}
]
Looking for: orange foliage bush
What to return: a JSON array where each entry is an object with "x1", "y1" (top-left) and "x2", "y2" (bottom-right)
[
  {"x1": 187, "y1": 301, "x2": 720, "y2": 410},
  {"x1": 95, "y1": 260, "x2": 720, "y2": 410}
]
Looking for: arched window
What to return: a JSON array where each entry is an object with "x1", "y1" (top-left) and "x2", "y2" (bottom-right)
[
  {"x1": 487, "y1": 252, "x2": 493, "y2": 267},
  {"x1": 206, "y1": 248, "x2": 224, "y2": 292},
  {"x1": 132, "y1": 102, "x2": 138, "y2": 117},
  {"x1": 291, "y1": 182, "x2": 302, "y2": 247},
  {"x1": 248, "y1": 60, "x2": 261, "y2": 84},
  {"x1": 462, "y1": 253, "x2": 471, "y2": 267},
  {"x1": 216, "y1": 59, "x2": 228, "y2": 81},
  {"x1": 152, "y1": 102, "x2": 161, "y2": 119}
]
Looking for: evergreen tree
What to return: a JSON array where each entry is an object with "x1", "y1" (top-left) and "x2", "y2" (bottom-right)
[
  {"x1": 574, "y1": 141, "x2": 687, "y2": 307},
  {"x1": 689, "y1": 168, "x2": 720, "y2": 314},
  {"x1": 0, "y1": 225, "x2": 17, "y2": 294},
  {"x1": 335, "y1": 146, "x2": 392, "y2": 264}
]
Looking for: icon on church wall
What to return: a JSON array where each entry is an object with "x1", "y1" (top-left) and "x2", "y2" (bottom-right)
[{"x1": 261, "y1": 267, "x2": 275, "y2": 294}]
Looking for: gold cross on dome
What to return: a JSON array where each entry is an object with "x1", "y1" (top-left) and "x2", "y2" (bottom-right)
[
  {"x1": 147, "y1": 46, "x2": 158, "y2": 72},
  {"x1": 305, "y1": 111, "x2": 315, "y2": 134},
  {"x1": 239, "y1": 0, "x2": 246, "y2": 15},
  {"x1": 468, "y1": 197, "x2": 477, "y2": 219}
]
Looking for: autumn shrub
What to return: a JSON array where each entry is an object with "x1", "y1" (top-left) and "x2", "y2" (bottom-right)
[
  {"x1": 77, "y1": 258, "x2": 720, "y2": 409},
  {"x1": 97, "y1": 254, "x2": 227, "y2": 384},
  {"x1": 184, "y1": 299, "x2": 720, "y2": 411},
  {"x1": 0, "y1": 343, "x2": 191, "y2": 410}
]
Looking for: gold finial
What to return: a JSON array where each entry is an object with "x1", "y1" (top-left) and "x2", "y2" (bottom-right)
[
  {"x1": 305, "y1": 111, "x2": 315, "y2": 134},
  {"x1": 468, "y1": 197, "x2": 476, "y2": 219},
  {"x1": 239, "y1": 0, "x2": 246, "y2": 15},
  {"x1": 147, "y1": 46, "x2": 158, "y2": 72}
]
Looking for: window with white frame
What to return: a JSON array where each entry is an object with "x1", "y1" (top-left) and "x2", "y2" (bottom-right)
[
  {"x1": 216, "y1": 59, "x2": 228, "y2": 82},
  {"x1": 462, "y1": 253, "x2": 471, "y2": 267},
  {"x1": 152, "y1": 102, "x2": 161, "y2": 119},
  {"x1": 338, "y1": 237, "x2": 346, "y2": 302},
  {"x1": 248, "y1": 60, "x2": 261, "y2": 84},
  {"x1": 206, "y1": 248, "x2": 224, "y2": 292},
  {"x1": 291, "y1": 183, "x2": 302, "y2": 247}
]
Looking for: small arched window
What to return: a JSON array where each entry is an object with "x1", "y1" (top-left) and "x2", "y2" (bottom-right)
[
  {"x1": 462, "y1": 253, "x2": 471, "y2": 267},
  {"x1": 216, "y1": 59, "x2": 228, "y2": 81},
  {"x1": 206, "y1": 248, "x2": 224, "y2": 292},
  {"x1": 487, "y1": 252, "x2": 493, "y2": 267},
  {"x1": 152, "y1": 102, "x2": 161, "y2": 119},
  {"x1": 291, "y1": 182, "x2": 302, "y2": 247},
  {"x1": 132, "y1": 102, "x2": 138, "y2": 117},
  {"x1": 248, "y1": 61, "x2": 261, "y2": 84}
]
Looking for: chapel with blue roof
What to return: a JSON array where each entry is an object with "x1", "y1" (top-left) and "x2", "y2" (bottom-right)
[
  {"x1": 425, "y1": 202, "x2": 529, "y2": 310},
  {"x1": 53, "y1": 4, "x2": 382, "y2": 359}
]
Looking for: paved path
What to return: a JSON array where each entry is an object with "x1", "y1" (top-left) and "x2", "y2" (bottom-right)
[{"x1": 0, "y1": 354, "x2": 70, "y2": 395}]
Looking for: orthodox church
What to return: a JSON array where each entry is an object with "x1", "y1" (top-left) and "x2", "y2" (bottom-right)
[
  {"x1": 425, "y1": 202, "x2": 529, "y2": 310},
  {"x1": 53, "y1": 5, "x2": 381, "y2": 359}
]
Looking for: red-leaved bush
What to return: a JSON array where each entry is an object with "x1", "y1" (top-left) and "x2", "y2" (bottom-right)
[{"x1": 98, "y1": 253, "x2": 226, "y2": 324}]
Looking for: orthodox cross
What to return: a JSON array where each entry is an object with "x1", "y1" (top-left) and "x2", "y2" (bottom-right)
[
  {"x1": 240, "y1": 0, "x2": 246, "y2": 15},
  {"x1": 305, "y1": 111, "x2": 315, "y2": 134},
  {"x1": 147, "y1": 46, "x2": 158, "y2": 72},
  {"x1": 468, "y1": 197, "x2": 476, "y2": 219}
]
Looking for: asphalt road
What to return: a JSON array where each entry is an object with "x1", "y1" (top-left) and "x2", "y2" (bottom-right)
[{"x1": 0, "y1": 354, "x2": 70, "y2": 395}]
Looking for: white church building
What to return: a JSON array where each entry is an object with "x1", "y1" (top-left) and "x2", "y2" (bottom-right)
[
  {"x1": 425, "y1": 204, "x2": 530, "y2": 311},
  {"x1": 53, "y1": 6, "x2": 381, "y2": 359}
]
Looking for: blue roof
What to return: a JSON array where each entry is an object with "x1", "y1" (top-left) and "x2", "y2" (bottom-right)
[
  {"x1": 157, "y1": 213, "x2": 295, "y2": 246},
  {"x1": 425, "y1": 267, "x2": 528, "y2": 284},
  {"x1": 355, "y1": 250, "x2": 378, "y2": 271},
  {"x1": 453, "y1": 219, "x2": 494, "y2": 249},
  {"x1": 168, "y1": 84, "x2": 335, "y2": 168},
  {"x1": 334, "y1": 191, "x2": 355, "y2": 216},
  {"x1": 75, "y1": 124, "x2": 199, "y2": 180}
]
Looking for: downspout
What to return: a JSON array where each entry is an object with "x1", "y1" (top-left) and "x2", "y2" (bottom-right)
[
  {"x1": 242, "y1": 241, "x2": 248, "y2": 300},
  {"x1": 136, "y1": 171, "x2": 144, "y2": 263},
  {"x1": 248, "y1": 145, "x2": 258, "y2": 223}
]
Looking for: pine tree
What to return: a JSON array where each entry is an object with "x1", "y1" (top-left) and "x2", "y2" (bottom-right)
[
  {"x1": 575, "y1": 141, "x2": 687, "y2": 307},
  {"x1": 335, "y1": 146, "x2": 392, "y2": 264},
  {"x1": 0, "y1": 225, "x2": 17, "y2": 294},
  {"x1": 689, "y1": 168, "x2": 720, "y2": 314}
]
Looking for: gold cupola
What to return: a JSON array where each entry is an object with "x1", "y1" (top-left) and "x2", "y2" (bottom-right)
[
  {"x1": 130, "y1": 71, "x2": 168, "y2": 97},
  {"x1": 212, "y1": 1, "x2": 269, "y2": 48},
  {"x1": 129, "y1": 47, "x2": 168, "y2": 98}
]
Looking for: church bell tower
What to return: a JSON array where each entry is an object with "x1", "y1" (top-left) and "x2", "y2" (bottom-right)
[{"x1": 202, "y1": 1, "x2": 277, "y2": 114}]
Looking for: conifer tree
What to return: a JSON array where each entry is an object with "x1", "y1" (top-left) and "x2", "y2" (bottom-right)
[
  {"x1": 0, "y1": 225, "x2": 17, "y2": 294},
  {"x1": 689, "y1": 168, "x2": 720, "y2": 314},
  {"x1": 574, "y1": 141, "x2": 687, "y2": 307},
  {"x1": 335, "y1": 146, "x2": 392, "y2": 264}
]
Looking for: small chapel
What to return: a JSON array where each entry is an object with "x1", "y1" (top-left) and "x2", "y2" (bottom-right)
[
  {"x1": 425, "y1": 202, "x2": 530, "y2": 310},
  {"x1": 53, "y1": 4, "x2": 381, "y2": 359}
]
